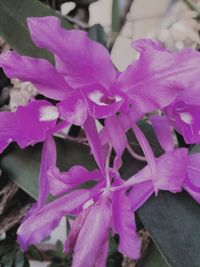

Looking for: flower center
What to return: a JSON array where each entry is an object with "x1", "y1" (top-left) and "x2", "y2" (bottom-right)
[{"x1": 100, "y1": 95, "x2": 116, "y2": 105}]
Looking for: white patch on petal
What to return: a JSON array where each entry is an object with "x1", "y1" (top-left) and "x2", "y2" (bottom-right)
[
  {"x1": 82, "y1": 198, "x2": 94, "y2": 209},
  {"x1": 67, "y1": 99, "x2": 87, "y2": 125},
  {"x1": 179, "y1": 112, "x2": 193, "y2": 124},
  {"x1": 88, "y1": 90, "x2": 107, "y2": 106},
  {"x1": 114, "y1": 95, "x2": 123, "y2": 102},
  {"x1": 39, "y1": 106, "x2": 59, "y2": 121}
]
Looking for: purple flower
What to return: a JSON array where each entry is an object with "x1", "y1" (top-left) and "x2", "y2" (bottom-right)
[
  {"x1": 127, "y1": 117, "x2": 200, "y2": 211},
  {"x1": 0, "y1": 98, "x2": 66, "y2": 209},
  {"x1": 0, "y1": 99, "x2": 58, "y2": 152},
  {"x1": 1, "y1": 18, "x2": 200, "y2": 126},
  {"x1": 1, "y1": 15, "x2": 200, "y2": 266},
  {"x1": 17, "y1": 164, "x2": 141, "y2": 265},
  {"x1": 164, "y1": 87, "x2": 200, "y2": 144}
]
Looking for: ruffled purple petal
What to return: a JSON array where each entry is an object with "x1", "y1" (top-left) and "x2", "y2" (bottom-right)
[
  {"x1": 94, "y1": 238, "x2": 109, "y2": 267},
  {"x1": 125, "y1": 148, "x2": 188, "y2": 193},
  {"x1": 72, "y1": 196, "x2": 112, "y2": 267},
  {"x1": 81, "y1": 85, "x2": 124, "y2": 119},
  {"x1": 0, "y1": 111, "x2": 18, "y2": 152},
  {"x1": 128, "y1": 181, "x2": 154, "y2": 212},
  {"x1": 0, "y1": 100, "x2": 58, "y2": 152},
  {"x1": 65, "y1": 209, "x2": 89, "y2": 253},
  {"x1": 17, "y1": 189, "x2": 90, "y2": 251},
  {"x1": 165, "y1": 87, "x2": 200, "y2": 144},
  {"x1": 111, "y1": 191, "x2": 141, "y2": 259},
  {"x1": 16, "y1": 100, "x2": 58, "y2": 147},
  {"x1": 105, "y1": 115, "x2": 127, "y2": 169},
  {"x1": 27, "y1": 17, "x2": 116, "y2": 89},
  {"x1": 37, "y1": 135, "x2": 56, "y2": 209},
  {"x1": 48, "y1": 165, "x2": 101, "y2": 196},
  {"x1": 84, "y1": 116, "x2": 106, "y2": 176},
  {"x1": 0, "y1": 51, "x2": 71, "y2": 100},
  {"x1": 184, "y1": 153, "x2": 200, "y2": 203},
  {"x1": 57, "y1": 90, "x2": 88, "y2": 126},
  {"x1": 150, "y1": 114, "x2": 174, "y2": 152},
  {"x1": 117, "y1": 39, "x2": 200, "y2": 112}
]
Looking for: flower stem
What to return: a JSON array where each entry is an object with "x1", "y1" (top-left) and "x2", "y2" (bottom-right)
[
  {"x1": 129, "y1": 114, "x2": 157, "y2": 179},
  {"x1": 127, "y1": 144, "x2": 146, "y2": 162}
]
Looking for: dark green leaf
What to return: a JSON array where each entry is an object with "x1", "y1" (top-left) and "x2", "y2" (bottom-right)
[
  {"x1": 138, "y1": 191, "x2": 200, "y2": 267},
  {"x1": 112, "y1": 0, "x2": 121, "y2": 32},
  {"x1": 88, "y1": 24, "x2": 107, "y2": 47},
  {"x1": 28, "y1": 246, "x2": 44, "y2": 261},
  {"x1": 141, "y1": 241, "x2": 169, "y2": 267},
  {"x1": 0, "y1": 0, "x2": 72, "y2": 60},
  {"x1": 0, "y1": 137, "x2": 96, "y2": 200},
  {"x1": 1, "y1": 250, "x2": 16, "y2": 267},
  {"x1": 111, "y1": 0, "x2": 133, "y2": 33},
  {"x1": 15, "y1": 250, "x2": 25, "y2": 267},
  {"x1": 0, "y1": 240, "x2": 16, "y2": 258},
  {"x1": 72, "y1": 0, "x2": 98, "y2": 5},
  {"x1": 55, "y1": 240, "x2": 64, "y2": 258}
]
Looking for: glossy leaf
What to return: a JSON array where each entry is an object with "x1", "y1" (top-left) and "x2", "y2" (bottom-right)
[
  {"x1": 142, "y1": 242, "x2": 169, "y2": 267},
  {"x1": 15, "y1": 250, "x2": 25, "y2": 267},
  {"x1": 138, "y1": 191, "x2": 200, "y2": 267},
  {"x1": 111, "y1": 0, "x2": 133, "y2": 33},
  {"x1": 0, "y1": 0, "x2": 72, "y2": 60},
  {"x1": 88, "y1": 24, "x2": 107, "y2": 47}
]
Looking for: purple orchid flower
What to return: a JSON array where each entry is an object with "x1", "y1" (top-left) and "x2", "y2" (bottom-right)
[
  {"x1": 1, "y1": 15, "x2": 200, "y2": 267},
  {"x1": 17, "y1": 164, "x2": 142, "y2": 266},
  {"x1": 1, "y1": 18, "x2": 200, "y2": 126},
  {"x1": 0, "y1": 98, "x2": 67, "y2": 209},
  {"x1": 17, "y1": 116, "x2": 142, "y2": 266},
  {"x1": 127, "y1": 115, "x2": 200, "y2": 211},
  {"x1": 164, "y1": 86, "x2": 200, "y2": 144}
]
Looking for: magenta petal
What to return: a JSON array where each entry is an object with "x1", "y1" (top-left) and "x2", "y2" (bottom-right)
[
  {"x1": 48, "y1": 165, "x2": 101, "y2": 196},
  {"x1": 0, "y1": 111, "x2": 18, "y2": 152},
  {"x1": 27, "y1": 16, "x2": 116, "y2": 89},
  {"x1": 117, "y1": 39, "x2": 200, "y2": 112},
  {"x1": 128, "y1": 181, "x2": 154, "y2": 211},
  {"x1": 105, "y1": 115, "x2": 127, "y2": 169},
  {"x1": 81, "y1": 85, "x2": 124, "y2": 119},
  {"x1": 65, "y1": 209, "x2": 89, "y2": 253},
  {"x1": 0, "y1": 51, "x2": 71, "y2": 100},
  {"x1": 0, "y1": 100, "x2": 58, "y2": 151},
  {"x1": 37, "y1": 135, "x2": 56, "y2": 209},
  {"x1": 94, "y1": 238, "x2": 109, "y2": 267},
  {"x1": 84, "y1": 116, "x2": 106, "y2": 176},
  {"x1": 16, "y1": 100, "x2": 58, "y2": 148},
  {"x1": 165, "y1": 87, "x2": 200, "y2": 144},
  {"x1": 184, "y1": 153, "x2": 200, "y2": 203},
  {"x1": 57, "y1": 90, "x2": 88, "y2": 126},
  {"x1": 17, "y1": 189, "x2": 90, "y2": 251},
  {"x1": 125, "y1": 149, "x2": 188, "y2": 193},
  {"x1": 112, "y1": 191, "x2": 141, "y2": 259},
  {"x1": 155, "y1": 149, "x2": 188, "y2": 192},
  {"x1": 72, "y1": 196, "x2": 112, "y2": 267},
  {"x1": 150, "y1": 115, "x2": 174, "y2": 152}
]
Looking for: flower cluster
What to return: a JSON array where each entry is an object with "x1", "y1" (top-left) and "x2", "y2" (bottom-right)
[{"x1": 1, "y1": 16, "x2": 200, "y2": 266}]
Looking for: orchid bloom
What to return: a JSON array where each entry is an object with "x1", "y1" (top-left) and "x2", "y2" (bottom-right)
[
  {"x1": 1, "y1": 18, "x2": 200, "y2": 126},
  {"x1": 164, "y1": 86, "x2": 200, "y2": 144},
  {"x1": 17, "y1": 139, "x2": 142, "y2": 267},
  {"x1": 128, "y1": 115, "x2": 200, "y2": 211},
  {"x1": 1, "y1": 15, "x2": 200, "y2": 267}
]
